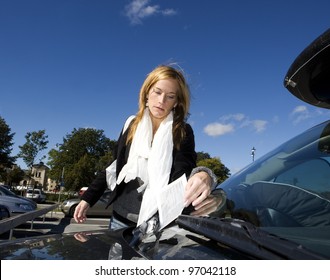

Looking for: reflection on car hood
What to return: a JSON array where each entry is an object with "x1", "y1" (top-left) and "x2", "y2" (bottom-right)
[{"x1": 0, "y1": 229, "x2": 140, "y2": 260}]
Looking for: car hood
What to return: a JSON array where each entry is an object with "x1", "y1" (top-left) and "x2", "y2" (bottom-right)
[
  {"x1": 0, "y1": 226, "x2": 232, "y2": 260},
  {"x1": 0, "y1": 215, "x2": 326, "y2": 260}
]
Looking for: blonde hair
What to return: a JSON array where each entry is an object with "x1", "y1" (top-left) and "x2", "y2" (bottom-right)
[{"x1": 127, "y1": 65, "x2": 191, "y2": 149}]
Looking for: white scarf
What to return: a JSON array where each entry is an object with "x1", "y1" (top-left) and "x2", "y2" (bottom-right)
[{"x1": 109, "y1": 108, "x2": 174, "y2": 226}]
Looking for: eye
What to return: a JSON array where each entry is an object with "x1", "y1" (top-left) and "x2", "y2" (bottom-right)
[
  {"x1": 153, "y1": 88, "x2": 162, "y2": 95},
  {"x1": 167, "y1": 95, "x2": 176, "y2": 100}
]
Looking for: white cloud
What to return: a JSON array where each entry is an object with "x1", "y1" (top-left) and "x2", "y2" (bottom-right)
[
  {"x1": 124, "y1": 0, "x2": 177, "y2": 25},
  {"x1": 162, "y1": 8, "x2": 177, "y2": 16},
  {"x1": 220, "y1": 113, "x2": 245, "y2": 122},
  {"x1": 292, "y1": 105, "x2": 307, "y2": 114},
  {"x1": 204, "y1": 123, "x2": 234, "y2": 137},
  {"x1": 240, "y1": 119, "x2": 268, "y2": 132},
  {"x1": 292, "y1": 105, "x2": 308, "y2": 115},
  {"x1": 290, "y1": 105, "x2": 311, "y2": 124},
  {"x1": 289, "y1": 105, "x2": 330, "y2": 125},
  {"x1": 204, "y1": 113, "x2": 268, "y2": 137},
  {"x1": 251, "y1": 120, "x2": 267, "y2": 132}
]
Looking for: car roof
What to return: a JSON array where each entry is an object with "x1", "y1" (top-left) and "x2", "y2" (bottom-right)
[{"x1": 284, "y1": 28, "x2": 330, "y2": 109}]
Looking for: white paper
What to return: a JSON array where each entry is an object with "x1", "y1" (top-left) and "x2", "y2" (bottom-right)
[{"x1": 157, "y1": 174, "x2": 187, "y2": 229}]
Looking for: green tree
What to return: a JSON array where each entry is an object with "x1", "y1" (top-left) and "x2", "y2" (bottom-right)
[
  {"x1": 0, "y1": 116, "x2": 15, "y2": 167},
  {"x1": 17, "y1": 130, "x2": 49, "y2": 168},
  {"x1": 47, "y1": 128, "x2": 116, "y2": 191},
  {"x1": 196, "y1": 151, "x2": 211, "y2": 162},
  {"x1": 5, "y1": 166, "x2": 25, "y2": 186},
  {"x1": 197, "y1": 157, "x2": 230, "y2": 185},
  {"x1": 0, "y1": 116, "x2": 16, "y2": 182}
]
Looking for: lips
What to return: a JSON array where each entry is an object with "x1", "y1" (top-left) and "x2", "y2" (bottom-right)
[{"x1": 154, "y1": 106, "x2": 165, "y2": 111}]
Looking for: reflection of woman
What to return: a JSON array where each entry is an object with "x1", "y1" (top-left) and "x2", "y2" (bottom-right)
[{"x1": 74, "y1": 65, "x2": 221, "y2": 230}]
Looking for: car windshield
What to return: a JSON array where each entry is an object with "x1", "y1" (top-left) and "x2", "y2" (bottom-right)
[{"x1": 214, "y1": 120, "x2": 330, "y2": 258}]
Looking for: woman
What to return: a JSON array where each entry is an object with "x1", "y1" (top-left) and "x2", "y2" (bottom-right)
[{"x1": 74, "y1": 65, "x2": 220, "y2": 230}]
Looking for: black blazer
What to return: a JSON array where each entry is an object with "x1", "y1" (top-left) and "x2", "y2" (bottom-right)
[{"x1": 82, "y1": 122, "x2": 197, "y2": 208}]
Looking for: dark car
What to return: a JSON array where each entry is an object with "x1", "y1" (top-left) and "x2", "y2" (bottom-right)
[{"x1": 0, "y1": 28, "x2": 330, "y2": 260}]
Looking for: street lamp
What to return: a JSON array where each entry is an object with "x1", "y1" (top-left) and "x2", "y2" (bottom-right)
[{"x1": 251, "y1": 147, "x2": 256, "y2": 162}]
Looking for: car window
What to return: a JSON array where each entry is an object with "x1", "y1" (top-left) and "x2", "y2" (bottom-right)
[{"x1": 274, "y1": 158, "x2": 330, "y2": 198}]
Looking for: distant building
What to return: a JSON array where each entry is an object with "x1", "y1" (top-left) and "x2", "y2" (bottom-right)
[{"x1": 19, "y1": 162, "x2": 49, "y2": 190}]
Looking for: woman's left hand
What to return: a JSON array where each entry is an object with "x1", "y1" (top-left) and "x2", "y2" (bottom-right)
[
  {"x1": 184, "y1": 171, "x2": 212, "y2": 208},
  {"x1": 184, "y1": 171, "x2": 222, "y2": 216},
  {"x1": 190, "y1": 194, "x2": 223, "y2": 216}
]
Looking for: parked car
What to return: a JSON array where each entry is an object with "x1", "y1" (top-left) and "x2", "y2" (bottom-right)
[
  {"x1": 60, "y1": 190, "x2": 112, "y2": 217},
  {"x1": 0, "y1": 185, "x2": 37, "y2": 217},
  {"x1": 0, "y1": 28, "x2": 329, "y2": 260},
  {"x1": 25, "y1": 188, "x2": 47, "y2": 203}
]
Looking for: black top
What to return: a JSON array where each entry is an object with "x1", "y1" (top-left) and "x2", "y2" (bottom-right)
[{"x1": 82, "y1": 121, "x2": 197, "y2": 224}]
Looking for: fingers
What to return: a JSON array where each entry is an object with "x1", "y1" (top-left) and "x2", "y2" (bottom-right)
[
  {"x1": 185, "y1": 189, "x2": 210, "y2": 207},
  {"x1": 190, "y1": 195, "x2": 223, "y2": 216},
  {"x1": 184, "y1": 171, "x2": 212, "y2": 207},
  {"x1": 73, "y1": 200, "x2": 90, "y2": 223}
]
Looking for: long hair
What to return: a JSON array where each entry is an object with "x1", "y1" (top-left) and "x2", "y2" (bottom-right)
[{"x1": 126, "y1": 65, "x2": 191, "y2": 150}]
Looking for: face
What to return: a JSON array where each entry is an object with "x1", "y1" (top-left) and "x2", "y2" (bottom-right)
[{"x1": 147, "y1": 79, "x2": 178, "y2": 123}]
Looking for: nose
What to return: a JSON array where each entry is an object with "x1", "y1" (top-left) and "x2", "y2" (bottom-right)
[{"x1": 158, "y1": 92, "x2": 166, "y2": 104}]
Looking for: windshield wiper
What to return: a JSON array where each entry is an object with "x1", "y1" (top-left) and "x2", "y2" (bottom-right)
[{"x1": 176, "y1": 215, "x2": 326, "y2": 259}]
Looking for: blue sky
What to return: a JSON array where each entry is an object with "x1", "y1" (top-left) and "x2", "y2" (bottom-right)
[{"x1": 1, "y1": 0, "x2": 330, "y2": 174}]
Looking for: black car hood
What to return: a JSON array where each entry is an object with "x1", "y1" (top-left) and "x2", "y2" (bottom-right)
[
  {"x1": 284, "y1": 28, "x2": 330, "y2": 109},
  {"x1": 0, "y1": 216, "x2": 327, "y2": 260},
  {"x1": 0, "y1": 225, "x2": 247, "y2": 260}
]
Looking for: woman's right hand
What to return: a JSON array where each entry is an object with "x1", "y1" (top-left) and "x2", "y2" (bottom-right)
[{"x1": 73, "y1": 200, "x2": 90, "y2": 223}]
